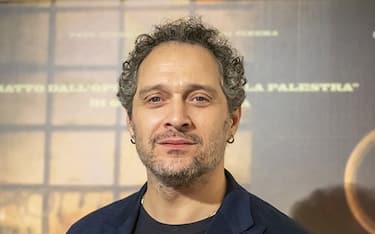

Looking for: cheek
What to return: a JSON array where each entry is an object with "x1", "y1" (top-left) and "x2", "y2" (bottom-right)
[
  {"x1": 192, "y1": 112, "x2": 229, "y2": 135},
  {"x1": 133, "y1": 110, "x2": 164, "y2": 137},
  {"x1": 192, "y1": 107, "x2": 229, "y2": 125}
]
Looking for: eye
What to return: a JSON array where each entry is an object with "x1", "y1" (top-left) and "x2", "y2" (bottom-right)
[
  {"x1": 148, "y1": 96, "x2": 161, "y2": 103},
  {"x1": 193, "y1": 96, "x2": 209, "y2": 102},
  {"x1": 190, "y1": 94, "x2": 211, "y2": 106},
  {"x1": 143, "y1": 95, "x2": 163, "y2": 107},
  {"x1": 143, "y1": 91, "x2": 169, "y2": 107}
]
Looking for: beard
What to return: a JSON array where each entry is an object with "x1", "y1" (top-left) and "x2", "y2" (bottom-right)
[{"x1": 133, "y1": 120, "x2": 230, "y2": 187}]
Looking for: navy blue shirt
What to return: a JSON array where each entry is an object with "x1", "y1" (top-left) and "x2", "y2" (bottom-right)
[{"x1": 67, "y1": 170, "x2": 308, "y2": 234}]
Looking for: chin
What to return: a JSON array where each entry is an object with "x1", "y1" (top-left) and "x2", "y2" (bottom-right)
[
  {"x1": 157, "y1": 158, "x2": 195, "y2": 173},
  {"x1": 150, "y1": 160, "x2": 212, "y2": 187},
  {"x1": 153, "y1": 168, "x2": 202, "y2": 187}
]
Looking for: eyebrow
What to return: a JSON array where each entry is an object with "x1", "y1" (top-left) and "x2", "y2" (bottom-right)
[{"x1": 138, "y1": 84, "x2": 219, "y2": 97}]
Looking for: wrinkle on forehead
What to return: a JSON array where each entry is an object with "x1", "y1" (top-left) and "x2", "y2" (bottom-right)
[
  {"x1": 137, "y1": 42, "x2": 223, "y2": 91},
  {"x1": 141, "y1": 42, "x2": 220, "y2": 69}
]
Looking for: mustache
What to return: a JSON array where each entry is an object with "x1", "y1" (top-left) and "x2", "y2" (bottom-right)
[{"x1": 152, "y1": 130, "x2": 202, "y2": 144}]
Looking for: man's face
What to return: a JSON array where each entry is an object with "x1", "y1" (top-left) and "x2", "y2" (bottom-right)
[{"x1": 128, "y1": 42, "x2": 240, "y2": 187}]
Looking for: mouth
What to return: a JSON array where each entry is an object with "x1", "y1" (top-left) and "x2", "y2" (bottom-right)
[{"x1": 156, "y1": 138, "x2": 197, "y2": 149}]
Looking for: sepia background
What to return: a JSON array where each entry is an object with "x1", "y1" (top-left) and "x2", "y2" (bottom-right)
[{"x1": 0, "y1": 0, "x2": 374, "y2": 233}]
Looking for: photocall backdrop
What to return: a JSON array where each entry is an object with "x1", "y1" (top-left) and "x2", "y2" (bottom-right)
[{"x1": 0, "y1": 0, "x2": 374, "y2": 233}]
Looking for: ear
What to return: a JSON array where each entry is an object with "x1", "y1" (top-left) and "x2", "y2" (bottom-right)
[
  {"x1": 229, "y1": 107, "x2": 241, "y2": 135},
  {"x1": 126, "y1": 114, "x2": 135, "y2": 137}
]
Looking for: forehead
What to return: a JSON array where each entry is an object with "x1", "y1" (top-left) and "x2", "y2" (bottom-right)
[{"x1": 136, "y1": 42, "x2": 222, "y2": 88}]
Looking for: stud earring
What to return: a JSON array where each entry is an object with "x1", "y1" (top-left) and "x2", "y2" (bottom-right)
[
  {"x1": 130, "y1": 136, "x2": 136, "y2": 144},
  {"x1": 227, "y1": 135, "x2": 234, "y2": 144}
]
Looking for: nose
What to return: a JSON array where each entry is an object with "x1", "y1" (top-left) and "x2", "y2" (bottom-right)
[{"x1": 164, "y1": 99, "x2": 193, "y2": 131}]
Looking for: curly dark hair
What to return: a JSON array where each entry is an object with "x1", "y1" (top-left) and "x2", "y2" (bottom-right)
[{"x1": 117, "y1": 17, "x2": 247, "y2": 118}]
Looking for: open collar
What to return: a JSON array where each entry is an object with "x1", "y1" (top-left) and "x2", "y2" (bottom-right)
[
  {"x1": 117, "y1": 184, "x2": 147, "y2": 234},
  {"x1": 207, "y1": 170, "x2": 259, "y2": 234},
  {"x1": 117, "y1": 169, "x2": 259, "y2": 234}
]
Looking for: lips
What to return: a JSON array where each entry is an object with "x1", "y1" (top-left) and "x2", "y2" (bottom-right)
[
  {"x1": 156, "y1": 138, "x2": 197, "y2": 151},
  {"x1": 153, "y1": 131, "x2": 201, "y2": 150},
  {"x1": 157, "y1": 138, "x2": 196, "y2": 145}
]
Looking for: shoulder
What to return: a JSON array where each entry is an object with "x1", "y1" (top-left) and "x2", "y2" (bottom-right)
[
  {"x1": 223, "y1": 170, "x2": 308, "y2": 233},
  {"x1": 245, "y1": 190, "x2": 308, "y2": 233},
  {"x1": 67, "y1": 191, "x2": 141, "y2": 234}
]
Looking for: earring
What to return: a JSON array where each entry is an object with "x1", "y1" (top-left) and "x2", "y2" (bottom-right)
[
  {"x1": 130, "y1": 136, "x2": 136, "y2": 144},
  {"x1": 227, "y1": 135, "x2": 234, "y2": 144}
]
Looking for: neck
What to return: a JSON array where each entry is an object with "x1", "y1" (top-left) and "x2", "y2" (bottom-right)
[{"x1": 142, "y1": 166, "x2": 226, "y2": 224}]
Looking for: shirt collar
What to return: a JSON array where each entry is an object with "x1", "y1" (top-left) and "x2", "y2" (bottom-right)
[
  {"x1": 207, "y1": 169, "x2": 255, "y2": 234},
  {"x1": 118, "y1": 169, "x2": 256, "y2": 234}
]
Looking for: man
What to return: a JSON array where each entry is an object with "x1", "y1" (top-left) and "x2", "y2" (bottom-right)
[{"x1": 68, "y1": 17, "x2": 307, "y2": 234}]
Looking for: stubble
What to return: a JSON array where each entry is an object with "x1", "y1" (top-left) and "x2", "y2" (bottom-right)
[{"x1": 134, "y1": 119, "x2": 231, "y2": 187}]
